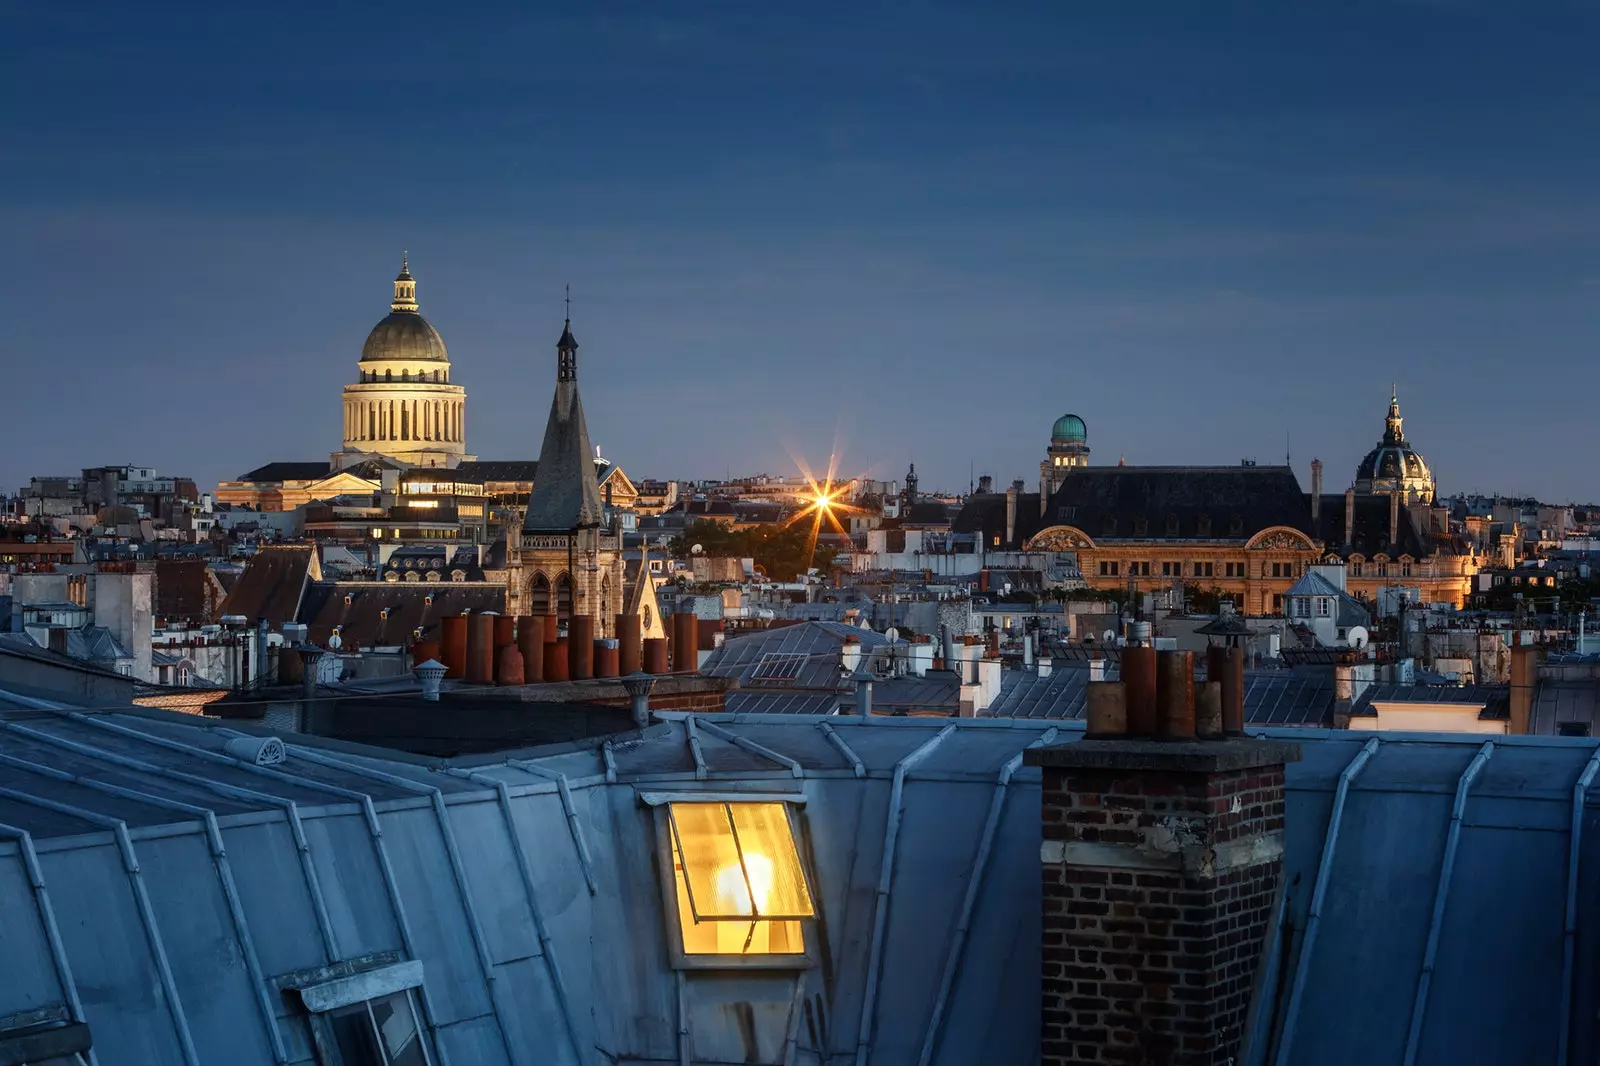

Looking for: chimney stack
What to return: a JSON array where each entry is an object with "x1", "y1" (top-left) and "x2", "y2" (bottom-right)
[
  {"x1": 1344, "y1": 486, "x2": 1356, "y2": 548},
  {"x1": 1310, "y1": 458, "x2": 1323, "y2": 523},
  {"x1": 1027, "y1": 734, "x2": 1302, "y2": 1063},
  {"x1": 1389, "y1": 490, "x2": 1401, "y2": 548},
  {"x1": 855, "y1": 676, "x2": 873, "y2": 716},
  {"x1": 1004, "y1": 484, "x2": 1018, "y2": 548},
  {"x1": 1510, "y1": 643, "x2": 1540, "y2": 733}
]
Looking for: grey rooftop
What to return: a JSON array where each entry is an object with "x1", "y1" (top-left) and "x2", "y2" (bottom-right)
[{"x1": 0, "y1": 697, "x2": 1595, "y2": 1064}]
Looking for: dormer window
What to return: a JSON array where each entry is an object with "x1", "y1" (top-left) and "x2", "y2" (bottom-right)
[
  {"x1": 651, "y1": 798, "x2": 816, "y2": 968},
  {"x1": 1102, "y1": 516, "x2": 1117, "y2": 536},
  {"x1": 1228, "y1": 515, "x2": 1244, "y2": 536},
  {"x1": 1165, "y1": 514, "x2": 1180, "y2": 536},
  {"x1": 1133, "y1": 516, "x2": 1148, "y2": 536}
]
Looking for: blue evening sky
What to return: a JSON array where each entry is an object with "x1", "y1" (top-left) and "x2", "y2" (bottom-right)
[{"x1": 3, "y1": 2, "x2": 1598, "y2": 501}]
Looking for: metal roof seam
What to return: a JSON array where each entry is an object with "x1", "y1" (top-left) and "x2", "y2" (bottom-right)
[
  {"x1": 1558, "y1": 743, "x2": 1600, "y2": 1065},
  {"x1": 691, "y1": 717, "x2": 805, "y2": 778},
  {"x1": 439, "y1": 766, "x2": 584, "y2": 1066},
  {"x1": 683, "y1": 717, "x2": 709, "y2": 781},
  {"x1": 0, "y1": 821, "x2": 96, "y2": 1065},
  {"x1": 1402, "y1": 740, "x2": 1494, "y2": 1066},
  {"x1": 1273, "y1": 736, "x2": 1381, "y2": 1066},
  {"x1": 267, "y1": 743, "x2": 523, "y2": 1066},
  {"x1": 0, "y1": 746, "x2": 289, "y2": 1062},
  {"x1": 857, "y1": 723, "x2": 958, "y2": 1066},
  {"x1": 0, "y1": 783, "x2": 202, "y2": 1066},
  {"x1": 816, "y1": 721, "x2": 867, "y2": 779},
  {"x1": 504, "y1": 760, "x2": 598, "y2": 895},
  {"x1": 918, "y1": 726, "x2": 1060, "y2": 1066}
]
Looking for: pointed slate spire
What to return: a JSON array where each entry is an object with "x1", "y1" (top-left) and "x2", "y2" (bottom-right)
[{"x1": 524, "y1": 314, "x2": 605, "y2": 532}]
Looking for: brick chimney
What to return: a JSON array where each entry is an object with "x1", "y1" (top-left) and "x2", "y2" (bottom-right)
[
  {"x1": 1309, "y1": 458, "x2": 1322, "y2": 524},
  {"x1": 1509, "y1": 642, "x2": 1540, "y2": 734},
  {"x1": 1026, "y1": 687, "x2": 1299, "y2": 1064},
  {"x1": 1388, "y1": 490, "x2": 1401, "y2": 549},
  {"x1": 1344, "y1": 486, "x2": 1356, "y2": 548}
]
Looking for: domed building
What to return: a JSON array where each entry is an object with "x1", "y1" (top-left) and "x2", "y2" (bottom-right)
[
  {"x1": 334, "y1": 256, "x2": 472, "y2": 470},
  {"x1": 1040, "y1": 412, "x2": 1091, "y2": 497},
  {"x1": 1354, "y1": 387, "x2": 1434, "y2": 504}
]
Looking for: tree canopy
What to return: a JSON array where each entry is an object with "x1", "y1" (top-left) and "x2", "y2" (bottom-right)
[{"x1": 669, "y1": 520, "x2": 837, "y2": 582}]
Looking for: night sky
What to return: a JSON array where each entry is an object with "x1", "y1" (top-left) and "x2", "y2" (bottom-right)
[{"x1": 5, "y1": 3, "x2": 1598, "y2": 502}]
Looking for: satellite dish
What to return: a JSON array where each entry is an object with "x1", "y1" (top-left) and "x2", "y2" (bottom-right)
[
  {"x1": 1102, "y1": 629, "x2": 1116, "y2": 643},
  {"x1": 691, "y1": 544, "x2": 704, "y2": 555},
  {"x1": 1348, "y1": 626, "x2": 1369, "y2": 649},
  {"x1": 885, "y1": 627, "x2": 901, "y2": 643}
]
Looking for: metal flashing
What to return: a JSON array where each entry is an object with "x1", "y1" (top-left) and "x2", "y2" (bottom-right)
[
  {"x1": 1273, "y1": 736, "x2": 1380, "y2": 1066},
  {"x1": 856, "y1": 724, "x2": 957, "y2": 1066},
  {"x1": 1402, "y1": 740, "x2": 1493, "y2": 1066},
  {"x1": 296, "y1": 959, "x2": 425, "y2": 1013}
]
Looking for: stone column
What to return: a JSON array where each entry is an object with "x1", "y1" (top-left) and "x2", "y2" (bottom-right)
[{"x1": 1026, "y1": 738, "x2": 1300, "y2": 1065}]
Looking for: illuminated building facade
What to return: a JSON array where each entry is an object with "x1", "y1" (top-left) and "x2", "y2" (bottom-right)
[
  {"x1": 955, "y1": 410, "x2": 1478, "y2": 613},
  {"x1": 333, "y1": 256, "x2": 473, "y2": 470}
]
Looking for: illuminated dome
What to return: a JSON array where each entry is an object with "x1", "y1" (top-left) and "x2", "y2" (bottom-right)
[
  {"x1": 1052, "y1": 414, "x2": 1087, "y2": 443},
  {"x1": 360, "y1": 259, "x2": 449, "y2": 363},
  {"x1": 337, "y1": 254, "x2": 470, "y2": 470},
  {"x1": 1354, "y1": 388, "x2": 1435, "y2": 504}
]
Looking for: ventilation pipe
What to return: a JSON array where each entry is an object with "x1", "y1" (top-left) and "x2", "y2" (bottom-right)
[
  {"x1": 855, "y1": 677, "x2": 873, "y2": 716},
  {"x1": 416, "y1": 659, "x2": 446, "y2": 701},
  {"x1": 621, "y1": 674, "x2": 656, "y2": 729}
]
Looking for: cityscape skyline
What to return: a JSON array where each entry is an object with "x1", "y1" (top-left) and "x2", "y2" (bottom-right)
[{"x1": 6, "y1": 3, "x2": 1599, "y2": 500}]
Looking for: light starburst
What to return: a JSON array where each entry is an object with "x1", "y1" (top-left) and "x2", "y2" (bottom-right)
[{"x1": 784, "y1": 451, "x2": 862, "y2": 573}]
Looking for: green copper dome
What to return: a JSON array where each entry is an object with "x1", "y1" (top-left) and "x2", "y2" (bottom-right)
[{"x1": 1051, "y1": 413, "x2": 1087, "y2": 443}]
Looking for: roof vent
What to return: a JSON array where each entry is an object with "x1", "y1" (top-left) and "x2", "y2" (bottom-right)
[{"x1": 224, "y1": 736, "x2": 286, "y2": 766}]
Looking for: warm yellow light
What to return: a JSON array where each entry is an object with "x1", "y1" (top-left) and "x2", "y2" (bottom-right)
[
  {"x1": 668, "y1": 802, "x2": 812, "y2": 956},
  {"x1": 715, "y1": 852, "x2": 774, "y2": 914}
]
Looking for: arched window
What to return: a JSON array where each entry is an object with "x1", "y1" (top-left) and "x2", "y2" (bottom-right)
[
  {"x1": 530, "y1": 573, "x2": 551, "y2": 616},
  {"x1": 385, "y1": 369, "x2": 393, "y2": 382},
  {"x1": 555, "y1": 573, "x2": 573, "y2": 621}
]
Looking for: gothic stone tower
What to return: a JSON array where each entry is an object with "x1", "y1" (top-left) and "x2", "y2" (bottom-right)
[{"x1": 507, "y1": 317, "x2": 625, "y2": 635}]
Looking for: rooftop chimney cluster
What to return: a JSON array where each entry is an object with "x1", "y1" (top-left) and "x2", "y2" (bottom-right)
[{"x1": 1083, "y1": 644, "x2": 1246, "y2": 741}]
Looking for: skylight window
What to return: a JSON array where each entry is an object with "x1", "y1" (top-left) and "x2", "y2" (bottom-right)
[
  {"x1": 750, "y1": 652, "x2": 807, "y2": 685},
  {"x1": 664, "y1": 801, "x2": 815, "y2": 958}
]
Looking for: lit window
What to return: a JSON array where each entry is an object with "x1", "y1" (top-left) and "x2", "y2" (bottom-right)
[{"x1": 664, "y1": 801, "x2": 814, "y2": 959}]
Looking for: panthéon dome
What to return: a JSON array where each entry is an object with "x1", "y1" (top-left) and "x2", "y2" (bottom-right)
[{"x1": 360, "y1": 255, "x2": 449, "y2": 364}]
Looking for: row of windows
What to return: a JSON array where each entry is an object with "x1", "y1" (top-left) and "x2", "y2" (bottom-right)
[
  {"x1": 1097, "y1": 560, "x2": 1295, "y2": 579},
  {"x1": 360, "y1": 368, "x2": 449, "y2": 384},
  {"x1": 1350, "y1": 562, "x2": 1411, "y2": 577}
]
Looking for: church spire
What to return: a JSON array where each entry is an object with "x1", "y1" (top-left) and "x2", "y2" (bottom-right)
[
  {"x1": 524, "y1": 307, "x2": 604, "y2": 532},
  {"x1": 391, "y1": 252, "x2": 418, "y2": 313},
  {"x1": 557, "y1": 284, "x2": 579, "y2": 380}
]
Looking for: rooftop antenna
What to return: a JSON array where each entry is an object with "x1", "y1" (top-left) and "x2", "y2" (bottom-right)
[{"x1": 564, "y1": 282, "x2": 571, "y2": 321}]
